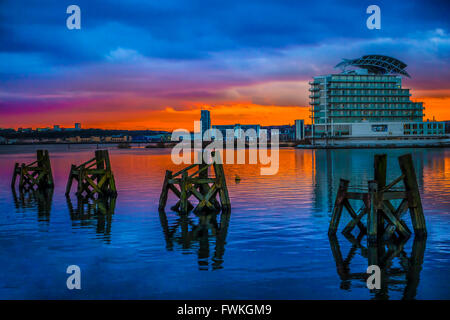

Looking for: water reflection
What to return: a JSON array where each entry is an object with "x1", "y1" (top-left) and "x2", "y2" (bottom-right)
[
  {"x1": 66, "y1": 195, "x2": 117, "y2": 242},
  {"x1": 11, "y1": 187, "x2": 54, "y2": 222},
  {"x1": 311, "y1": 149, "x2": 426, "y2": 214},
  {"x1": 329, "y1": 234, "x2": 426, "y2": 300},
  {"x1": 0, "y1": 146, "x2": 448, "y2": 299},
  {"x1": 159, "y1": 209, "x2": 231, "y2": 270}
]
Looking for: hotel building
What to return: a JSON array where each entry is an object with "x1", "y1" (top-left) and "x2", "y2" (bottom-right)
[{"x1": 309, "y1": 55, "x2": 445, "y2": 139}]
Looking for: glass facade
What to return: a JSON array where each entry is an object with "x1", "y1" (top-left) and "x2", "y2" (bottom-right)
[{"x1": 309, "y1": 74, "x2": 427, "y2": 137}]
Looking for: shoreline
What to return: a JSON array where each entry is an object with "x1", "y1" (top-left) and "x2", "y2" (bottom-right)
[
  {"x1": 1, "y1": 140, "x2": 449, "y2": 150},
  {"x1": 297, "y1": 139, "x2": 450, "y2": 149}
]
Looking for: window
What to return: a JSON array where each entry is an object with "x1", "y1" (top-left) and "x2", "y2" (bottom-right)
[{"x1": 372, "y1": 124, "x2": 388, "y2": 132}]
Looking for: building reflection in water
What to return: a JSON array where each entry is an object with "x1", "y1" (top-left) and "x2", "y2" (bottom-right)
[
  {"x1": 159, "y1": 209, "x2": 231, "y2": 270},
  {"x1": 66, "y1": 195, "x2": 117, "y2": 242},
  {"x1": 311, "y1": 149, "x2": 425, "y2": 215},
  {"x1": 328, "y1": 234, "x2": 426, "y2": 300},
  {"x1": 12, "y1": 187, "x2": 54, "y2": 222}
]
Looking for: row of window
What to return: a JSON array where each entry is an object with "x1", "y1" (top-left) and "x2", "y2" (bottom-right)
[
  {"x1": 310, "y1": 82, "x2": 402, "y2": 91},
  {"x1": 328, "y1": 103, "x2": 422, "y2": 109},
  {"x1": 404, "y1": 131, "x2": 443, "y2": 135},
  {"x1": 330, "y1": 75, "x2": 400, "y2": 81},
  {"x1": 404, "y1": 123, "x2": 443, "y2": 130},
  {"x1": 327, "y1": 82, "x2": 400, "y2": 89},
  {"x1": 330, "y1": 89, "x2": 409, "y2": 95},
  {"x1": 329, "y1": 96, "x2": 412, "y2": 102},
  {"x1": 330, "y1": 111, "x2": 422, "y2": 117},
  {"x1": 313, "y1": 117, "x2": 422, "y2": 124}
]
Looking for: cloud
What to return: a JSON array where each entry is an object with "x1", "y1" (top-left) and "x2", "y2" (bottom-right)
[{"x1": 106, "y1": 48, "x2": 144, "y2": 62}]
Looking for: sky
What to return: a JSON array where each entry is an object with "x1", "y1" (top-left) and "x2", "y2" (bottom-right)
[{"x1": 0, "y1": 0, "x2": 449, "y2": 131}]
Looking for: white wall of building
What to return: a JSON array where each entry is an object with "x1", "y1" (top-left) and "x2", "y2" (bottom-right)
[{"x1": 351, "y1": 122, "x2": 404, "y2": 137}]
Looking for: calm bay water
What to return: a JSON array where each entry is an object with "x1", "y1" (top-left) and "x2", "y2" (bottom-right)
[{"x1": 0, "y1": 144, "x2": 449, "y2": 299}]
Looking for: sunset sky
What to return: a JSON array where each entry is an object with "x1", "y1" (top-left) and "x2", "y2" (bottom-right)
[{"x1": 0, "y1": 0, "x2": 449, "y2": 131}]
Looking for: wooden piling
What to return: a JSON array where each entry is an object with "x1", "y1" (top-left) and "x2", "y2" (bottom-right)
[
  {"x1": 367, "y1": 180, "x2": 378, "y2": 243},
  {"x1": 179, "y1": 171, "x2": 189, "y2": 214},
  {"x1": 374, "y1": 154, "x2": 387, "y2": 234},
  {"x1": 328, "y1": 179, "x2": 349, "y2": 236},
  {"x1": 398, "y1": 154, "x2": 426, "y2": 238},
  {"x1": 159, "y1": 170, "x2": 172, "y2": 210},
  {"x1": 212, "y1": 152, "x2": 231, "y2": 211}
]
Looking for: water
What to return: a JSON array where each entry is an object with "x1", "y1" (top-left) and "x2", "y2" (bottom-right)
[{"x1": 0, "y1": 145, "x2": 449, "y2": 299}]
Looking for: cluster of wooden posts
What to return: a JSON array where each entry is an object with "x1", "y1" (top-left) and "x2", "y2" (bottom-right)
[
  {"x1": 11, "y1": 150, "x2": 54, "y2": 191},
  {"x1": 158, "y1": 151, "x2": 231, "y2": 214},
  {"x1": 329, "y1": 153, "x2": 426, "y2": 243},
  {"x1": 66, "y1": 149, "x2": 117, "y2": 198},
  {"x1": 11, "y1": 149, "x2": 117, "y2": 200},
  {"x1": 9, "y1": 148, "x2": 232, "y2": 246},
  {"x1": 11, "y1": 149, "x2": 231, "y2": 217},
  {"x1": 11, "y1": 149, "x2": 427, "y2": 244}
]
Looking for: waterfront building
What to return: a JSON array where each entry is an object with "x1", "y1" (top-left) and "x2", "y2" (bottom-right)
[
  {"x1": 295, "y1": 120, "x2": 305, "y2": 140},
  {"x1": 309, "y1": 55, "x2": 445, "y2": 139},
  {"x1": 262, "y1": 125, "x2": 294, "y2": 141},
  {"x1": 212, "y1": 124, "x2": 260, "y2": 141},
  {"x1": 200, "y1": 110, "x2": 211, "y2": 139},
  {"x1": 75, "y1": 123, "x2": 82, "y2": 130}
]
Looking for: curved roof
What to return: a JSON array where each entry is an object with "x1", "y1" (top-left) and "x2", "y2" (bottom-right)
[{"x1": 335, "y1": 55, "x2": 410, "y2": 78}]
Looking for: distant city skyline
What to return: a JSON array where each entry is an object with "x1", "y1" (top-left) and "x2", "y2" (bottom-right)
[{"x1": 0, "y1": 1, "x2": 449, "y2": 130}]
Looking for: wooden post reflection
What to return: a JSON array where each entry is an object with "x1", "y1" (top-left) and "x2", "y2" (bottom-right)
[
  {"x1": 158, "y1": 209, "x2": 231, "y2": 270},
  {"x1": 66, "y1": 194, "x2": 116, "y2": 241},
  {"x1": 12, "y1": 187, "x2": 54, "y2": 222},
  {"x1": 328, "y1": 234, "x2": 426, "y2": 299}
]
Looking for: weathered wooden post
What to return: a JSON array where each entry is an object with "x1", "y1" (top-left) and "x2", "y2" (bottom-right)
[
  {"x1": 179, "y1": 171, "x2": 189, "y2": 214},
  {"x1": 398, "y1": 154, "x2": 426, "y2": 238},
  {"x1": 328, "y1": 179, "x2": 349, "y2": 236},
  {"x1": 159, "y1": 170, "x2": 172, "y2": 211},
  {"x1": 212, "y1": 152, "x2": 231, "y2": 212},
  {"x1": 367, "y1": 180, "x2": 378, "y2": 243},
  {"x1": 374, "y1": 154, "x2": 387, "y2": 234}
]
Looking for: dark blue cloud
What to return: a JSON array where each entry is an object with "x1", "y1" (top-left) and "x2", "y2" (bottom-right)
[{"x1": 1, "y1": 0, "x2": 449, "y2": 66}]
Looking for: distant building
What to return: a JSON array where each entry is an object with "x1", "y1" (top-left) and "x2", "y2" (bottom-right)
[
  {"x1": 212, "y1": 124, "x2": 260, "y2": 141},
  {"x1": 53, "y1": 125, "x2": 61, "y2": 131},
  {"x1": 310, "y1": 55, "x2": 445, "y2": 139},
  {"x1": 262, "y1": 125, "x2": 295, "y2": 141},
  {"x1": 445, "y1": 121, "x2": 450, "y2": 134},
  {"x1": 200, "y1": 110, "x2": 211, "y2": 138},
  {"x1": 295, "y1": 120, "x2": 305, "y2": 140},
  {"x1": 75, "y1": 123, "x2": 82, "y2": 130}
]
